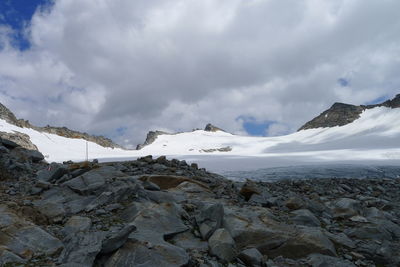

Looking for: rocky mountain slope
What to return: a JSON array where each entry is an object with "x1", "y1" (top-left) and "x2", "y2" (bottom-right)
[
  {"x1": 0, "y1": 102, "x2": 122, "y2": 150},
  {"x1": 1, "y1": 135, "x2": 400, "y2": 266},
  {"x1": 299, "y1": 94, "x2": 400, "y2": 130}
]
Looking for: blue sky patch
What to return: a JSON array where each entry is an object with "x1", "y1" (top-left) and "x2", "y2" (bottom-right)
[
  {"x1": 364, "y1": 95, "x2": 389, "y2": 105},
  {"x1": 337, "y1": 78, "x2": 349, "y2": 87},
  {"x1": 0, "y1": 0, "x2": 51, "y2": 50},
  {"x1": 238, "y1": 116, "x2": 276, "y2": 136}
]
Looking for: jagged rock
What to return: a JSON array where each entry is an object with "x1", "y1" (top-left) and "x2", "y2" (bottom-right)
[
  {"x1": 36, "y1": 162, "x2": 68, "y2": 182},
  {"x1": 268, "y1": 227, "x2": 337, "y2": 259},
  {"x1": 291, "y1": 209, "x2": 321, "y2": 227},
  {"x1": 238, "y1": 248, "x2": 264, "y2": 267},
  {"x1": 204, "y1": 123, "x2": 224, "y2": 132},
  {"x1": 331, "y1": 198, "x2": 361, "y2": 218},
  {"x1": 136, "y1": 130, "x2": 170, "y2": 150},
  {"x1": 63, "y1": 166, "x2": 125, "y2": 194},
  {"x1": 209, "y1": 228, "x2": 236, "y2": 262},
  {"x1": 307, "y1": 253, "x2": 356, "y2": 267},
  {"x1": 0, "y1": 249, "x2": 27, "y2": 265},
  {"x1": 196, "y1": 203, "x2": 224, "y2": 240},
  {"x1": 285, "y1": 196, "x2": 305, "y2": 210},
  {"x1": 169, "y1": 230, "x2": 209, "y2": 251},
  {"x1": 60, "y1": 231, "x2": 106, "y2": 266},
  {"x1": 103, "y1": 238, "x2": 189, "y2": 267},
  {"x1": 0, "y1": 205, "x2": 64, "y2": 258},
  {"x1": 323, "y1": 231, "x2": 356, "y2": 249},
  {"x1": 239, "y1": 179, "x2": 260, "y2": 201},
  {"x1": 299, "y1": 94, "x2": 400, "y2": 131},
  {"x1": 85, "y1": 192, "x2": 113, "y2": 212},
  {"x1": 140, "y1": 175, "x2": 209, "y2": 190},
  {"x1": 63, "y1": 216, "x2": 92, "y2": 236},
  {"x1": 101, "y1": 224, "x2": 137, "y2": 254},
  {"x1": 0, "y1": 131, "x2": 38, "y2": 151}
]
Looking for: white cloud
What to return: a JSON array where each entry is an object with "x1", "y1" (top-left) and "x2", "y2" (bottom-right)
[{"x1": 0, "y1": 0, "x2": 400, "y2": 147}]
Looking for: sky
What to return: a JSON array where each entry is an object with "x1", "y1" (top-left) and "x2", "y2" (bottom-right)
[{"x1": 0, "y1": 0, "x2": 399, "y2": 148}]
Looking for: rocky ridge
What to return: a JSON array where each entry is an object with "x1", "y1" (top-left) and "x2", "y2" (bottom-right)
[
  {"x1": 137, "y1": 123, "x2": 225, "y2": 150},
  {"x1": 299, "y1": 94, "x2": 400, "y2": 131},
  {"x1": 1, "y1": 136, "x2": 400, "y2": 266},
  {"x1": 0, "y1": 102, "x2": 122, "y2": 150}
]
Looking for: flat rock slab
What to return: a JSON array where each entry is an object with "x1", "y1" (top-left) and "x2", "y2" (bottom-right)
[{"x1": 0, "y1": 205, "x2": 63, "y2": 258}]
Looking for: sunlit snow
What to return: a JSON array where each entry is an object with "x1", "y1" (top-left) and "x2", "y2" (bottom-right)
[{"x1": 1, "y1": 106, "x2": 400, "y2": 171}]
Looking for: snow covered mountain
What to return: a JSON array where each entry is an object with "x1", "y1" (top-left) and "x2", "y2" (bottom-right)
[{"x1": 1, "y1": 95, "x2": 400, "y2": 170}]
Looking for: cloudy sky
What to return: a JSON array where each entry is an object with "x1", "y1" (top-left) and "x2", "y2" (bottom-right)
[{"x1": 0, "y1": 0, "x2": 399, "y2": 148}]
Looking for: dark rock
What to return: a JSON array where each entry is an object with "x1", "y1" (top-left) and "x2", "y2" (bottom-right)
[
  {"x1": 136, "y1": 131, "x2": 170, "y2": 150},
  {"x1": 331, "y1": 198, "x2": 361, "y2": 218},
  {"x1": 36, "y1": 162, "x2": 68, "y2": 182},
  {"x1": 204, "y1": 123, "x2": 225, "y2": 132},
  {"x1": 291, "y1": 209, "x2": 321, "y2": 227},
  {"x1": 101, "y1": 224, "x2": 137, "y2": 254},
  {"x1": 63, "y1": 216, "x2": 92, "y2": 236},
  {"x1": 238, "y1": 248, "x2": 264, "y2": 267},
  {"x1": 307, "y1": 253, "x2": 356, "y2": 267},
  {"x1": 208, "y1": 228, "x2": 236, "y2": 262},
  {"x1": 239, "y1": 180, "x2": 260, "y2": 201},
  {"x1": 196, "y1": 203, "x2": 224, "y2": 240}
]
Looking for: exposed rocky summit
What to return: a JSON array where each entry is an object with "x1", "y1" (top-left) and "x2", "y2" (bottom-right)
[
  {"x1": 136, "y1": 130, "x2": 170, "y2": 150},
  {"x1": 1, "y1": 137, "x2": 400, "y2": 266},
  {"x1": 204, "y1": 123, "x2": 225, "y2": 132},
  {"x1": 299, "y1": 94, "x2": 400, "y2": 131},
  {"x1": 36, "y1": 125, "x2": 122, "y2": 149},
  {"x1": 0, "y1": 102, "x2": 122, "y2": 149}
]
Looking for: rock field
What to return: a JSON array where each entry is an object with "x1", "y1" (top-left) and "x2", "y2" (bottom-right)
[{"x1": 1, "y1": 136, "x2": 400, "y2": 266}]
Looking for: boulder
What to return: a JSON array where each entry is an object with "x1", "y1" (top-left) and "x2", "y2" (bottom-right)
[
  {"x1": 63, "y1": 216, "x2": 92, "y2": 236},
  {"x1": 104, "y1": 239, "x2": 189, "y2": 267},
  {"x1": 101, "y1": 224, "x2": 137, "y2": 254},
  {"x1": 139, "y1": 175, "x2": 209, "y2": 190},
  {"x1": 307, "y1": 253, "x2": 356, "y2": 267},
  {"x1": 208, "y1": 228, "x2": 236, "y2": 262},
  {"x1": 196, "y1": 203, "x2": 224, "y2": 240},
  {"x1": 36, "y1": 162, "x2": 68, "y2": 182},
  {"x1": 239, "y1": 180, "x2": 260, "y2": 201},
  {"x1": 63, "y1": 166, "x2": 125, "y2": 194},
  {"x1": 291, "y1": 209, "x2": 321, "y2": 227},
  {"x1": 0, "y1": 205, "x2": 63, "y2": 258},
  {"x1": 331, "y1": 198, "x2": 361, "y2": 218},
  {"x1": 60, "y1": 231, "x2": 106, "y2": 266},
  {"x1": 267, "y1": 227, "x2": 337, "y2": 259},
  {"x1": 238, "y1": 248, "x2": 264, "y2": 267}
]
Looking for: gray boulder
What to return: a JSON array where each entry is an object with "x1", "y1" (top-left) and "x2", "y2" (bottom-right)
[
  {"x1": 208, "y1": 228, "x2": 236, "y2": 262},
  {"x1": 307, "y1": 253, "x2": 356, "y2": 267},
  {"x1": 63, "y1": 216, "x2": 92, "y2": 236},
  {"x1": 0, "y1": 205, "x2": 64, "y2": 258},
  {"x1": 101, "y1": 224, "x2": 137, "y2": 254},
  {"x1": 36, "y1": 162, "x2": 68, "y2": 182},
  {"x1": 238, "y1": 248, "x2": 264, "y2": 267},
  {"x1": 291, "y1": 209, "x2": 321, "y2": 227},
  {"x1": 196, "y1": 203, "x2": 224, "y2": 240},
  {"x1": 331, "y1": 198, "x2": 361, "y2": 218},
  {"x1": 60, "y1": 231, "x2": 106, "y2": 266}
]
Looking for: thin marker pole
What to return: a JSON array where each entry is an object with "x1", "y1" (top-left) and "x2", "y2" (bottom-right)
[{"x1": 86, "y1": 141, "x2": 88, "y2": 162}]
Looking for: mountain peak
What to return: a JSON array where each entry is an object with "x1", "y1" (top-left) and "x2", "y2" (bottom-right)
[
  {"x1": 299, "y1": 94, "x2": 400, "y2": 131},
  {"x1": 204, "y1": 123, "x2": 224, "y2": 132},
  {"x1": 0, "y1": 102, "x2": 19, "y2": 125}
]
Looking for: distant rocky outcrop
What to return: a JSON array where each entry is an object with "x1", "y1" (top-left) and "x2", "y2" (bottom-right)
[
  {"x1": 0, "y1": 102, "x2": 122, "y2": 149},
  {"x1": 136, "y1": 130, "x2": 170, "y2": 150},
  {"x1": 204, "y1": 123, "x2": 225, "y2": 132},
  {"x1": 137, "y1": 124, "x2": 226, "y2": 150},
  {"x1": 35, "y1": 125, "x2": 122, "y2": 149},
  {"x1": 299, "y1": 94, "x2": 400, "y2": 131}
]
